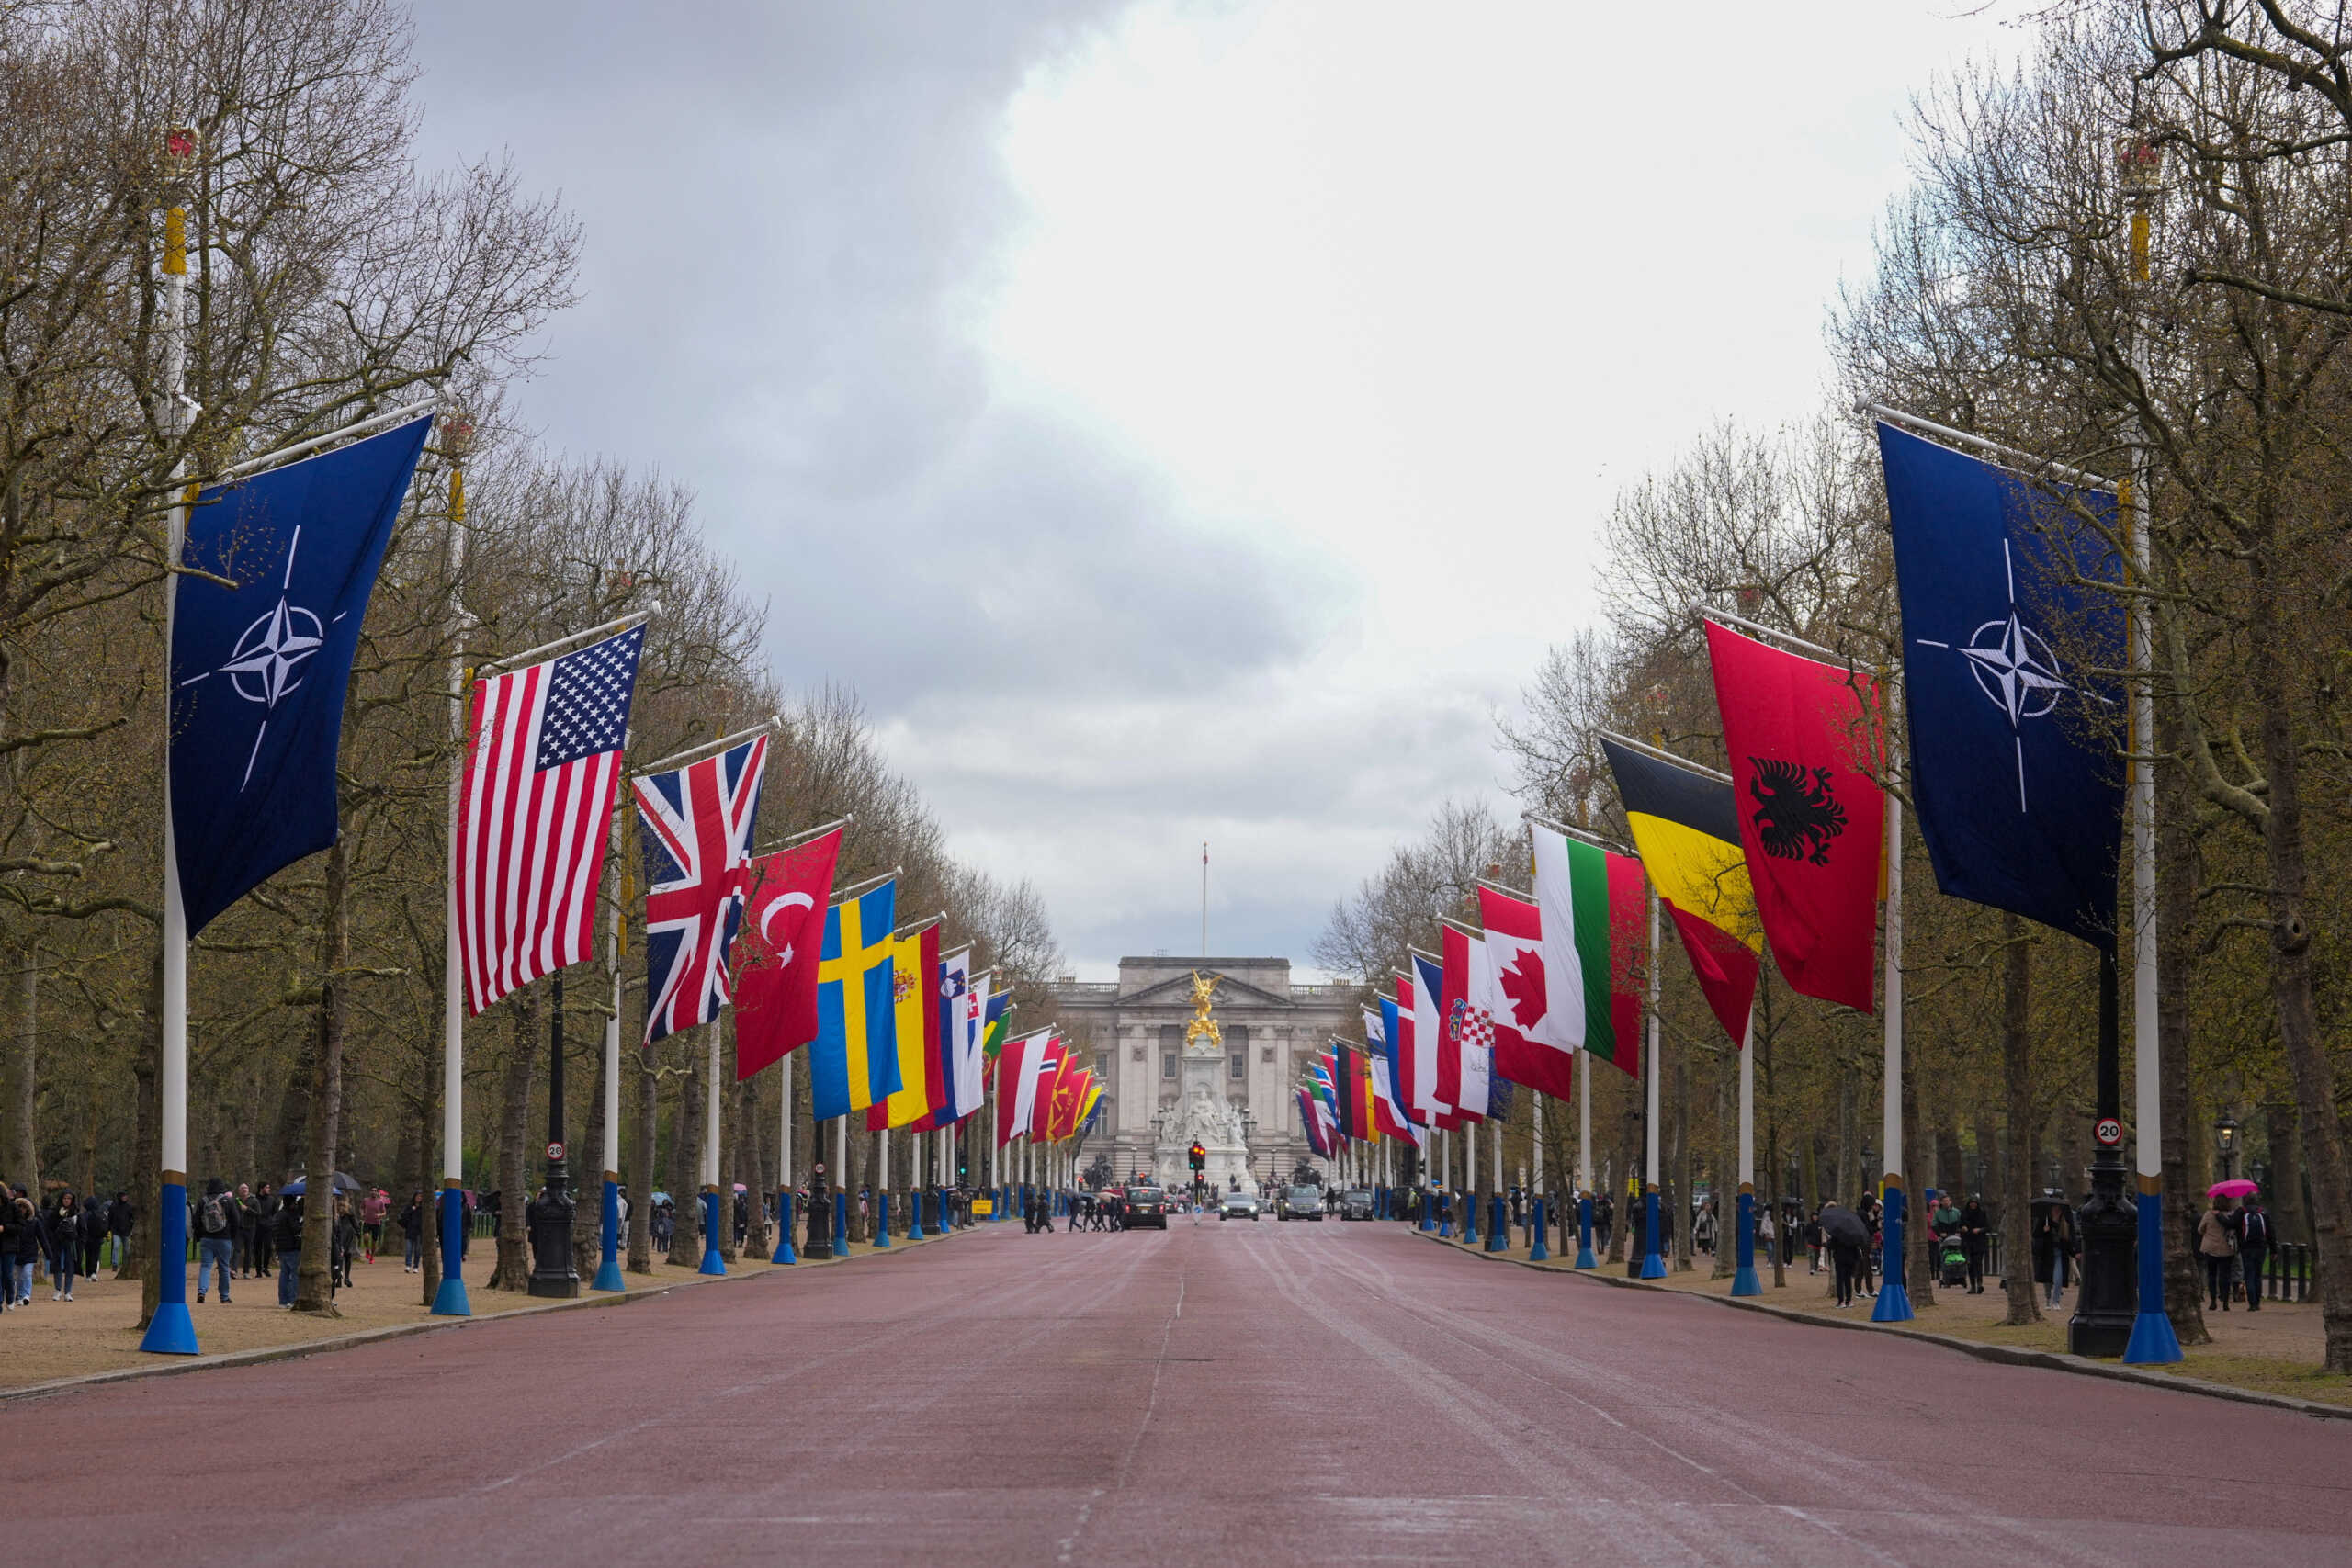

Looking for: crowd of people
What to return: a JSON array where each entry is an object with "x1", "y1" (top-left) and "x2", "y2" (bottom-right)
[{"x1": 0, "y1": 1179, "x2": 130, "y2": 1307}]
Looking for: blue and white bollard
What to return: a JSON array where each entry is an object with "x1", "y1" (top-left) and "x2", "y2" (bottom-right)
[
  {"x1": 432, "y1": 1182, "x2": 470, "y2": 1316},
  {"x1": 2125, "y1": 1180, "x2": 2184, "y2": 1363},
  {"x1": 592, "y1": 1176, "x2": 625, "y2": 1292}
]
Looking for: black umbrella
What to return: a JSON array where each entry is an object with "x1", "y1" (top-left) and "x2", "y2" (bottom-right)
[
  {"x1": 281, "y1": 1171, "x2": 362, "y2": 1197},
  {"x1": 1818, "y1": 1206, "x2": 1870, "y2": 1248}
]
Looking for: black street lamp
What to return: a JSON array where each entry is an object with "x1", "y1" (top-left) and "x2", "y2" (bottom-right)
[
  {"x1": 2215, "y1": 1111, "x2": 2240, "y2": 1181},
  {"x1": 804, "y1": 1159, "x2": 833, "y2": 1260},
  {"x1": 526, "y1": 971, "x2": 580, "y2": 1298}
]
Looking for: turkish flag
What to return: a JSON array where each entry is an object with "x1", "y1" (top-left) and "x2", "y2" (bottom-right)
[
  {"x1": 730, "y1": 827, "x2": 843, "y2": 1078},
  {"x1": 1703, "y1": 620, "x2": 1885, "y2": 1011}
]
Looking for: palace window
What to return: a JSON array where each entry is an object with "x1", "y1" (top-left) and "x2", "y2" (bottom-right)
[{"x1": 1227, "y1": 1024, "x2": 1249, "y2": 1080}]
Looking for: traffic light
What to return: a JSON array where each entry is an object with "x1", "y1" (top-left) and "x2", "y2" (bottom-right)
[{"x1": 1189, "y1": 1142, "x2": 1206, "y2": 1174}]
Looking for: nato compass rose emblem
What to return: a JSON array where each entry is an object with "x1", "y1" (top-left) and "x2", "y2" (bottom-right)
[
  {"x1": 1913, "y1": 538, "x2": 2088, "y2": 812},
  {"x1": 179, "y1": 525, "x2": 334, "y2": 791}
]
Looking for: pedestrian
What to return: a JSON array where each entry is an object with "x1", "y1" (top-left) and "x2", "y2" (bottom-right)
[
  {"x1": 1823, "y1": 1201, "x2": 1862, "y2": 1308},
  {"x1": 107, "y1": 1190, "x2": 134, "y2": 1270},
  {"x1": 2033, "y1": 1192, "x2": 2077, "y2": 1309},
  {"x1": 78, "y1": 1188, "x2": 106, "y2": 1280},
  {"x1": 1594, "y1": 1194, "x2": 1614, "y2": 1255},
  {"x1": 231, "y1": 1183, "x2": 257, "y2": 1276},
  {"x1": 2199, "y1": 1194, "x2": 2239, "y2": 1312},
  {"x1": 274, "y1": 1193, "x2": 302, "y2": 1307},
  {"x1": 650, "y1": 1200, "x2": 673, "y2": 1252},
  {"x1": 398, "y1": 1192, "x2": 425, "y2": 1272},
  {"x1": 1805, "y1": 1209, "x2": 1824, "y2": 1275},
  {"x1": 333, "y1": 1194, "x2": 360, "y2": 1291},
  {"x1": 249, "y1": 1182, "x2": 277, "y2": 1280},
  {"x1": 193, "y1": 1178, "x2": 236, "y2": 1303},
  {"x1": 49, "y1": 1190, "x2": 81, "y2": 1301},
  {"x1": 2238, "y1": 1195, "x2": 2272, "y2": 1310},
  {"x1": 1954, "y1": 1194, "x2": 1988, "y2": 1293},
  {"x1": 1755, "y1": 1204, "x2": 1776, "y2": 1266},
  {"x1": 3, "y1": 1190, "x2": 38, "y2": 1310}
]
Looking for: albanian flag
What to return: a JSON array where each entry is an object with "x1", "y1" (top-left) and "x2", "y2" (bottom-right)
[{"x1": 1702, "y1": 620, "x2": 1884, "y2": 1011}]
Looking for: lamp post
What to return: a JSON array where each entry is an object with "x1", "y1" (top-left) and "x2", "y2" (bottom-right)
[
  {"x1": 803, "y1": 1159, "x2": 832, "y2": 1260},
  {"x1": 2215, "y1": 1111, "x2": 2239, "y2": 1181},
  {"x1": 526, "y1": 972, "x2": 580, "y2": 1297},
  {"x1": 1238, "y1": 1106, "x2": 1257, "y2": 1193}
]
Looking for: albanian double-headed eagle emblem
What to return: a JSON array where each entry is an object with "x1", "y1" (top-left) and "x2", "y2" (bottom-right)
[{"x1": 1747, "y1": 757, "x2": 1847, "y2": 866}]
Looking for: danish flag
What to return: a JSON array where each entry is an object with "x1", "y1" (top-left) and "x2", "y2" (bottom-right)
[{"x1": 633, "y1": 734, "x2": 767, "y2": 1044}]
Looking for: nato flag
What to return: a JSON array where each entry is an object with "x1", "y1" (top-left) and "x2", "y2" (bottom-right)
[
  {"x1": 1876, "y1": 420, "x2": 2123, "y2": 949},
  {"x1": 170, "y1": 415, "x2": 431, "y2": 934}
]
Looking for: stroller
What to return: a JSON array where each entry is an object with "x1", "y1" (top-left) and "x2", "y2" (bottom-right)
[{"x1": 1937, "y1": 1228, "x2": 1968, "y2": 1288}]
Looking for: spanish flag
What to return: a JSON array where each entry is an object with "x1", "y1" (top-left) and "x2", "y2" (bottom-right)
[
  {"x1": 809, "y1": 879, "x2": 900, "y2": 1120},
  {"x1": 1600, "y1": 735, "x2": 1762, "y2": 1049},
  {"x1": 866, "y1": 919, "x2": 941, "y2": 1131}
]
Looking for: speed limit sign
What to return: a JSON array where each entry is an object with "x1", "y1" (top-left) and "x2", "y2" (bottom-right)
[
  {"x1": 546, "y1": 1141, "x2": 565, "y2": 1162},
  {"x1": 2094, "y1": 1117, "x2": 2122, "y2": 1147}
]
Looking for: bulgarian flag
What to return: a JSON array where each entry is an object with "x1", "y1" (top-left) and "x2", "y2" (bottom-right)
[{"x1": 1532, "y1": 820, "x2": 1648, "y2": 1077}]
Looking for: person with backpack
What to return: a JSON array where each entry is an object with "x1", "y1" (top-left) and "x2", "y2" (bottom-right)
[
  {"x1": 194, "y1": 1178, "x2": 236, "y2": 1303},
  {"x1": 4, "y1": 1192, "x2": 37, "y2": 1308},
  {"x1": 2238, "y1": 1196, "x2": 2273, "y2": 1309}
]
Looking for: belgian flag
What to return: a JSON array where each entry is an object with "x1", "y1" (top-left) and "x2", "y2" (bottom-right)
[{"x1": 1600, "y1": 735, "x2": 1762, "y2": 1048}]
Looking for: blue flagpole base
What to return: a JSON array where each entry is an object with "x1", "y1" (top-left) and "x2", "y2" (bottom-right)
[
  {"x1": 2125, "y1": 1186, "x2": 2182, "y2": 1363},
  {"x1": 1486, "y1": 1194, "x2": 1508, "y2": 1252},
  {"x1": 1529, "y1": 1199, "x2": 1550, "y2": 1262},
  {"x1": 432, "y1": 1187, "x2": 470, "y2": 1317},
  {"x1": 1640, "y1": 1251, "x2": 1668, "y2": 1279},
  {"x1": 1871, "y1": 1280, "x2": 1914, "y2": 1321},
  {"x1": 876, "y1": 1192, "x2": 892, "y2": 1248},
  {"x1": 1732, "y1": 1190, "x2": 1759, "y2": 1294},
  {"x1": 1872, "y1": 1184, "x2": 1912, "y2": 1321},
  {"x1": 698, "y1": 1190, "x2": 726, "y2": 1275},
  {"x1": 1576, "y1": 1196, "x2": 1596, "y2": 1269},
  {"x1": 1419, "y1": 1200, "x2": 1435, "y2": 1233},
  {"x1": 1438, "y1": 1215, "x2": 1453, "y2": 1239},
  {"x1": 2125, "y1": 1309, "x2": 2184, "y2": 1364},
  {"x1": 591, "y1": 1258, "x2": 625, "y2": 1292},
  {"x1": 910, "y1": 1191, "x2": 926, "y2": 1240},
  {"x1": 140, "y1": 1300, "x2": 198, "y2": 1356},
  {"x1": 141, "y1": 1179, "x2": 198, "y2": 1355},
  {"x1": 1731, "y1": 1265, "x2": 1762, "y2": 1295},
  {"x1": 773, "y1": 1192, "x2": 797, "y2": 1263},
  {"x1": 1640, "y1": 1191, "x2": 1666, "y2": 1276},
  {"x1": 1575, "y1": 1244, "x2": 1598, "y2": 1269},
  {"x1": 832, "y1": 1192, "x2": 847, "y2": 1255},
  {"x1": 592, "y1": 1179, "x2": 624, "y2": 1291}
]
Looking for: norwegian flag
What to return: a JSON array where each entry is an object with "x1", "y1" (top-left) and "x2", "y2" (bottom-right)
[
  {"x1": 633, "y1": 734, "x2": 768, "y2": 1044},
  {"x1": 457, "y1": 625, "x2": 645, "y2": 1016}
]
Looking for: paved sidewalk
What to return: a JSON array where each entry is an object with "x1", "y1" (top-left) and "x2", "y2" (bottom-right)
[
  {"x1": 0, "y1": 1224, "x2": 968, "y2": 1391},
  {"x1": 1424, "y1": 1220, "x2": 2350, "y2": 1407}
]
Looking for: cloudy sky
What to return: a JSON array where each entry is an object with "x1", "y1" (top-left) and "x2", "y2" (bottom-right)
[{"x1": 404, "y1": 0, "x2": 2023, "y2": 978}]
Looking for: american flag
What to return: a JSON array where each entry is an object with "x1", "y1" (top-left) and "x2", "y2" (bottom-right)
[
  {"x1": 456, "y1": 625, "x2": 645, "y2": 1015},
  {"x1": 633, "y1": 733, "x2": 766, "y2": 1044}
]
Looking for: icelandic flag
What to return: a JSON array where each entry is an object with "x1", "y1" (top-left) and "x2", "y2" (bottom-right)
[
  {"x1": 1876, "y1": 421, "x2": 2124, "y2": 948},
  {"x1": 169, "y1": 416, "x2": 429, "y2": 933}
]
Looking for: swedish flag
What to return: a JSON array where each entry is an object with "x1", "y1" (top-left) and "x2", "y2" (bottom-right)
[{"x1": 810, "y1": 880, "x2": 900, "y2": 1121}]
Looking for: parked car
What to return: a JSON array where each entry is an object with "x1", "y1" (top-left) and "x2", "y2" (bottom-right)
[
  {"x1": 1219, "y1": 1191, "x2": 1260, "y2": 1222},
  {"x1": 1340, "y1": 1187, "x2": 1374, "y2": 1221}
]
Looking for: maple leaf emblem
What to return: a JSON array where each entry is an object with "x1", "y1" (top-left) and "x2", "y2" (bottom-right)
[{"x1": 1498, "y1": 949, "x2": 1547, "y2": 1029}]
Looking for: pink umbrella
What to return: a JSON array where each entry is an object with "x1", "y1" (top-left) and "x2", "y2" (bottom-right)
[{"x1": 2208, "y1": 1179, "x2": 2259, "y2": 1199}]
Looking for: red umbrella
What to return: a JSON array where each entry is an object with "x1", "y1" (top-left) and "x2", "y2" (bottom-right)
[{"x1": 2207, "y1": 1179, "x2": 2259, "y2": 1199}]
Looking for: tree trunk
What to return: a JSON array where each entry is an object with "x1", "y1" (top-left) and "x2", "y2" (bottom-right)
[
  {"x1": 628, "y1": 1047, "x2": 657, "y2": 1273},
  {"x1": 1903, "y1": 1043, "x2": 1931, "y2": 1308},
  {"x1": 2267, "y1": 1101, "x2": 2310, "y2": 1246},
  {"x1": 418, "y1": 1054, "x2": 441, "y2": 1309},
  {"x1": 2154, "y1": 705, "x2": 2210, "y2": 1345},
  {"x1": 667, "y1": 1036, "x2": 701, "y2": 1268},
  {"x1": 295, "y1": 835, "x2": 350, "y2": 1315},
  {"x1": 130, "y1": 1008, "x2": 157, "y2": 1303},
  {"x1": 486, "y1": 987, "x2": 537, "y2": 1291},
  {"x1": 718, "y1": 1055, "x2": 740, "y2": 1262},
  {"x1": 2245, "y1": 570, "x2": 2352, "y2": 1373},
  {"x1": 740, "y1": 1074, "x2": 769, "y2": 1259},
  {"x1": 572, "y1": 1030, "x2": 606, "y2": 1283},
  {"x1": 1999, "y1": 913, "x2": 2042, "y2": 1326},
  {"x1": 1608, "y1": 1088, "x2": 1638, "y2": 1263},
  {"x1": 1670, "y1": 1055, "x2": 1692, "y2": 1269},
  {"x1": 8, "y1": 953, "x2": 36, "y2": 1193}
]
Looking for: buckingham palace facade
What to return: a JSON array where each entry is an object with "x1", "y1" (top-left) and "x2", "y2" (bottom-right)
[{"x1": 1047, "y1": 956, "x2": 1359, "y2": 1188}]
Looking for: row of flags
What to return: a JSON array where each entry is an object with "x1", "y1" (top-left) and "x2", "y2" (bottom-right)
[
  {"x1": 993, "y1": 1028, "x2": 1102, "y2": 1148},
  {"x1": 162, "y1": 412, "x2": 1046, "y2": 1155},
  {"x1": 1329, "y1": 414, "x2": 2126, "y2": 1117}
]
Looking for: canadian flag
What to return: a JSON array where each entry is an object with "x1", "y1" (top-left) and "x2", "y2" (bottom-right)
[{"x1": 1479, "y1": 884, "x2": 1575, "y2": 1100}]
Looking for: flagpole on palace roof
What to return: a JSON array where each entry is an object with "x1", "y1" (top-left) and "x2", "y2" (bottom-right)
[{"x1": 141, "y1": 126, "x2": 202, "y2": 1357}]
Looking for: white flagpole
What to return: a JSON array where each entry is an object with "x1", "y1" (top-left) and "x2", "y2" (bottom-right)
[
  {"x1": 1873, "y1": 777, "x2": 1911, "y2": 1320},
  {"x1": 141, "y1": 176, "x2": 198, "y2": 1355},
  {"x1": 876, "y1": 1123, "x2": 892, "y2": 1247},
  {"x1": 1732, "y1": 1005, "x2": 1760, "y2": 1295},
  {"x1": 697, "y1": 1024, "x2": 724, "y2": 1274},
  {"x1": 1641, "y1": 886, "x2": 1665, "y2": 1278},
  {"x1": 772, "y1": 1051, "x2": 797, "y2": 1262},
  {"x1": 1576, "y1": 1046, "x2": 1595, "y2": 1267},
  {"x1": 592, "y1": 878, "x2": 624, "y2": 1291},
  {"x1": 429, "y1": 417, "x2": 473, "y2": 1320}
]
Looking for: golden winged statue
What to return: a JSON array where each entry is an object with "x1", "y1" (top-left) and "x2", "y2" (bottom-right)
[{"x1": 1182, "y1": 969, "x2": 1223, "y2": 1051}]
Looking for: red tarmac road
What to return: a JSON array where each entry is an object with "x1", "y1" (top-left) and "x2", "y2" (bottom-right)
[{"x1": 10, "y1": 1217, "x2": 2352, "y2": 1566}]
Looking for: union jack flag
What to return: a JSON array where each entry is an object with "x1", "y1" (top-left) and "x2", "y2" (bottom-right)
[
  {"x1": 633, "y1": 733, "x2": 767, "y2": 1044},
  {"x1": 456, "y1": 625, "x2": 645, "y2": 1016}
]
